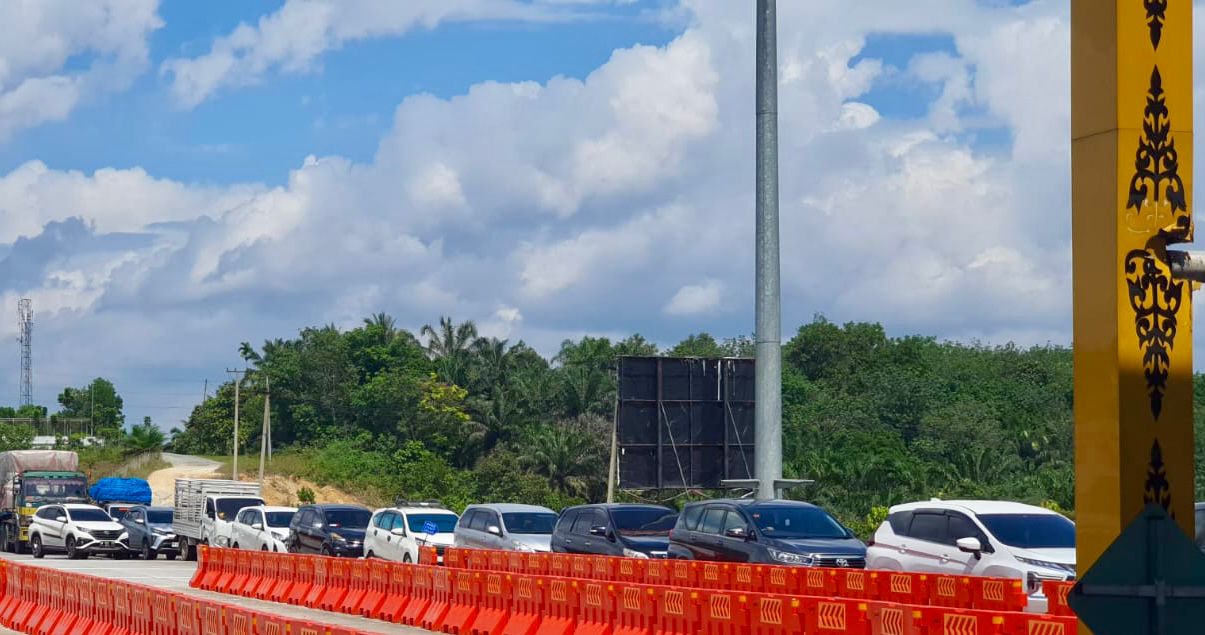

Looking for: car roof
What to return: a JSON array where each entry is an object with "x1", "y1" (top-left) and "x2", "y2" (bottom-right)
[
  {"x1": 465, "y1": 503, "x2": 554, "y2": 514},
  {"x1": 245, "y1": 505, "x2": 296, "y2": 513},
  {"x1": 888, "y1": 499, "x2": 1061, "y2": 516},
  {"x1": 563, "y1": 504, "x2": 674, "y2": 512},
  {"x1": 62, "y1": 503, "x2": 106, "y2": 510},
  {"x1": 386, "y1": 506, "x2": 459, "y2": 514},
  {"x1": 142, "y1": 506, "x2": 173, "y2": 512},
  {"x1": 682, "y1": 499, "x2": 821, "y2": 510},
  {"x1": 308, "y1": 504, "x2": 368, "y2": 510}
]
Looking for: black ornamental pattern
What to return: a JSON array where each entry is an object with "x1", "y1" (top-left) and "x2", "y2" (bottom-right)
[
  {"x1": 1143, "y1": 439, "x2": 1171, "y2": 511},
  {"x1": 1125, "y1": 249, "x2": 1183, "y2": 420},
  {"x1": 1126, "y1": 66, "x2": 1189, "y2": 240},
  {"x1": 1145, "y1": 0, "x2": 1168, "y2": 49}
]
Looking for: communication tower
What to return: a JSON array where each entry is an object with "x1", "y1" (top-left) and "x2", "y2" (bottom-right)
[{"x1": 17, "y1": 299, "x2": 31, "y2": 406}]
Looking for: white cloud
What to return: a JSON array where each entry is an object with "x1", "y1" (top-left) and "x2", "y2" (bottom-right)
[
  {"x1": 0, "y1": 0, "x2": 162, "y2": 139},
  {"x1": 664, "y1": 280, "x2": 722, "y2": 316},
  {"x1": 161, "y1": 0, "x2": 568, "y2": 108}
]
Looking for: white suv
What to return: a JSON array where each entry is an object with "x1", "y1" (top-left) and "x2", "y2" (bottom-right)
[
  {"x1": 232, "y1": 505, "x2": 297, "y2": 552},
  {"x1": 866, "y1": 500, "x2": 1075, "y2": 611},
  {"x1": 30, "y1": 503, "x2": 128, "y2": 559},
  {"x1": 364, "y1": 503, "x2": 459, "y2": 564}
]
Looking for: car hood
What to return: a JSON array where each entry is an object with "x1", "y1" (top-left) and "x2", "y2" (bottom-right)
[
  {"x1": 621, "y1": 536, "x2": 670, "y2": 552},
  {"x1": 148, "y1": 523, "x2": 174, "y2": 533},
  {"x1": 416, "y1": 533, "x2": 456, "y2": 547},
  {"x1": 764, "y1": 536, "x2": 867, "y2": 556},
  {"x1": 1007, "y1": 547, "x2": 1076, "y2": 567},
  {"x1": 509, "y1": 535, "x2": 552, "y2": 551},
  {"x1": 75, "y1": 521, "x2": 124, "y2": 532},
  {"x1": 330, "y1": 528, "x2": 366, "y2": 542}
]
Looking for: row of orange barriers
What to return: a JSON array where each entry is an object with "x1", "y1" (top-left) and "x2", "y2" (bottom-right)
[
  {"x1": 196, "y1": 546, "x2": 1078, "y2": 635},
  {"x1": 431, "y1": 546, "x2": 1075, "y2": 616},
  {"x1": 0, "y1": 559, "x2": 377, "y2": 635}
]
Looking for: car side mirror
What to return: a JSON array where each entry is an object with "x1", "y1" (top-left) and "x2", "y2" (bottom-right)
[
  {"x1": 55, "y1": 516, "x2": 67, "y2": 523},
  {"x1": 251, "y1": 523, "x2": 263, "y2": 531},
  {"x1": 391, "y1": 527, "x2": 406, "y2": 536},
  {"x1": 956, "y1": 537, "x2": 983, "y2": 557},
  {"x1": 487, "y1": 525, "x2": 502, "y2": 537},
  {"x1": 589, "y1": 525, "x2": 610, "y2": 538},
  {"x1": 724, "y1": 527, "x2": 748, "y2": 540}
]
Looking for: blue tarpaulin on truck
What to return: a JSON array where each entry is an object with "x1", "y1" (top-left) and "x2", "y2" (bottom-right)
[{"x1": 88, "y1": 477, "x2": 152, "y2": 505}]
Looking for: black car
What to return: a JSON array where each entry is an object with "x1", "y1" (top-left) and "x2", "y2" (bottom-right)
[
  {"x1": 551, "y1": 504, "x2": 677, "y2": 558},
  {"x1": 118, "y1": 505, "x2": 179, "y2": 560},
  {"x1": 287, "y1": 504, "x2": 372, "y2": 557},
  {"x1": 667, "y1": 499, "x2": 867, "y2": 567}
]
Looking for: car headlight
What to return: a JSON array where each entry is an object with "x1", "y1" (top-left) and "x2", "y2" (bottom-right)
[
  {"x1": 74, "y1": 529, "x2": 92, "y2": 538},
  {"x1": 330, "y1": 532, "x2": 346, "y2": 543},
  {"x1": 622, "y1": 548, "x2": 649, "y2": 559},
  {"x1": 1016, "y1": 556, "x2": 1076, "y2": 575},
  {"x1": 767, "y1": 549, "x2": 814, "y2": 566},
  {"x1": 152, "y1": 527, "x2": 170, "y2": 535}
]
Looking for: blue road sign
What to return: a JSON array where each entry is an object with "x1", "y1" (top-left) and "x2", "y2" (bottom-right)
[{"x1": 1069, "y1": 503, "x2": 1205, "y2": 634}]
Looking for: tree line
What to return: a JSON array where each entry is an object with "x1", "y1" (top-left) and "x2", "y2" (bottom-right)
[{"x1": 169, "y1": 313, "x2": 1203, "y2": 533}]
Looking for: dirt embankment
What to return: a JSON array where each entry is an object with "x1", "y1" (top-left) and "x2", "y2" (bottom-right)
[{"x1": 147, "y1": 453, "x2": 371, "y2": 509}]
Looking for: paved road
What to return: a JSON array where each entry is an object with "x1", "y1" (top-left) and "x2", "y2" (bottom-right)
[
  {"x1": 0, "y1": 552, "x2": 432, "y2": 634},
  {"x1": 149, "y1": 454, "x2": 223, "y2": 506}
]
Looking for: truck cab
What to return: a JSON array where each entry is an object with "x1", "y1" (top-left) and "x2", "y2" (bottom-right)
[
  {"x1": 2, "y1": 470, "x2": 88, "y2": 552},
  {"x1": 203, "y1": 494, "x2": 265, "y2": 548},
  {"x1": 173, "y1": 478, "x2": 263, "y2": 560}
]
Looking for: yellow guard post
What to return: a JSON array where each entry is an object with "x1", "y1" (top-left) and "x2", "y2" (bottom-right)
[{"x1": 1072, "y1": 0, "x2": 1195, "y2": 586}]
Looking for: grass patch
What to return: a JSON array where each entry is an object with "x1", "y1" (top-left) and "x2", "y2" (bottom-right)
[{"x1": 114, "y1": 457, "x2": 171, "y2": 480}]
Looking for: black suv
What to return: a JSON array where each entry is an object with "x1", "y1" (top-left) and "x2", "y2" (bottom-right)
[
  {"x1": 286, "y1": 504, "x2": 372, "y2": 557},
  {"x1": 668, "y1": 499, "x2": 866, "y2": 567},
  {"x1": 551, "y1": 504, "x2": 677, "y2": 558}
]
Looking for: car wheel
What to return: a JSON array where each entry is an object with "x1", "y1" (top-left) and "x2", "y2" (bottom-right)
[
  {"x1": 321, "y1": 545, "x2": 334, "y2": 557},
  {"x1": 142, "y1": 540, "x2": 156, "y2": 560},
  {"x1": 115, "y1": 550, "x2": 129, "y2": 560},
  {"x1": 31, "y1": 535, "x2": 43, "y2": 559},
  {"x1": 232, "y1": 543, "x2": 239, "y2": 550},
  {"x1": 66, "y1": 536, "x2": 79, "y2": 560},
  {"x1": 402, "y1": 552, "x2": 412, "y2": 564},
  {"x1": 1, "y1": 526, "x2": 9, "y2": 553},
  {"x1": 261, "y1": 545, "x2": 268, "y2": 551},
  {"x1": 164, "y1": 550, "x2": 177, "y2": 561}
]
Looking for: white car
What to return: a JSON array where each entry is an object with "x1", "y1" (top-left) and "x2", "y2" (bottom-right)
[
  {"x1": 866, "y1": 499, "x2": 1075, "y2": 611},
  {"x1": 231, "y1": 505, "x2": 297, "y2": 552},
  {"x1": 364, "y1": 503, "x2": 459, "y2": 563},
  {"x1": 454, "y1": 503, "x2": 557, "y2": 552},
  {"x1": 29, "y1": 503, "x2": 128, "y2": 559}
]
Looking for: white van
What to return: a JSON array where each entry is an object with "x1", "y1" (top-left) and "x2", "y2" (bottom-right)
[
  {"x1": 364, "y1": 502, "x2": 459, "y2": 564},
  {"x1": 865, "y1": 500, "x2": 1075, "y2": 612}
]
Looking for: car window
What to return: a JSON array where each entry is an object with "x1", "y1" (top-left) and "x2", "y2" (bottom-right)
[
  {"x1": 978, "y1": 514, "x2": 1075, "y2": 549},
  {"x1": 887, "y1": 511, "x2": 914, "y2": 536},
  {"x1": 126, "y1": 509, "x2": 141, "y2": 523},
  {"x1": 68, "y1": 508, "x2": 113, "y2": 523},
  {"x1": 464, "y1": 511, "x2": 484, "y2": 531},
  {"x1": 681, "y1": 506, "x2": 704, "y2": 531},
  {"x1": 34, "y1": 506, "x2": 54, "y2": 519},
  {"x1": 502, "y1": 513, "x2": 557, "y2": 535},
  {"x1": 556, "y1": 511, "x2": 578, "y2": 535},
  {"x1": 700, "y1": 508, "x2": 726, "y2": 535},
  {"x1": 235, "y1": 510, "x2": 248, "y2": 524},
  {"x1": 296, "y1": 509, "x2": 311, "y2": 527},
  {"x1": 908, "y1": 512, "x2": 948, "y2": 544},
  {"x1": 947, "y1": 513, "x2": 982, "y2": 546},
  {"x1": 310, "y1": 511, "x2": 324, "y2": 528},
  {"x1": 612, "y1": 508, "x2": 675, "y2": 537},
  {"x1": 482, "y1": 511, "x2": 501, "y2": 530},
  {"x1": 325, "y1": 508, "x2": 371, "y2": 529},
  {"x1": 147, "y1": 509, "x2": 171, "y2": 524},
  {"x1": 571, "y1": 510, "x2": 598, "y2": 535},
  {"x1": 721, "y1": 510, "x2": 747, "y2": 535},
  {"x1": 373, "y1": 512, "x2": 392, "y2": 529}
]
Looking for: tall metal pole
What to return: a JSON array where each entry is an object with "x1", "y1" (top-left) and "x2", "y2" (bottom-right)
[
  {"x1": 753, "y1": 0, "x2": 782, "y2": 500},
  {"x1": 227, "y1": 368, "x2": 245, "y2": 480},
  {"x1": 259, "y1": 376, "x2": 270, "y2": 485}
]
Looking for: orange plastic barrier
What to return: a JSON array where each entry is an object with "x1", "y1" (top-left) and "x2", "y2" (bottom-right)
[
  {"x1": 653, "y1": 587, "x2": 700, "y2": 635},
  {"x1": 240, "y1": 549, "x2": 265, "y2": 597},
  {"x1": 918, "y1": 606, "x2": 1006, "y2": 635},
  {"x1": 569, "y1": 555, "x2": 593, "y2": 580},
  {"x1": 268, "y1": 553, "x2": 296, "y2": 603},
  {"x1": 487, "y1": 550, "x2": 508, "y2": 573},
  {"x1": 319, "y1": 556, "x2": 352, "y2": 612},
  {"x1": 669, "y1": 560, "x2": 698, "y2": 588},
  {"x1": 867, "y1": 602, "x2": 925, "y2": 635},
  {"x1": 339, "y1": 558, "x2": 370, "y2": 614},
  {"x1": 226, "y1": 608, "x2": 255, "y2": 635},
  {"x1": 698, "y1": 563, "x2": 731, "y2": 590},
  {"x1": 615, "y1": 556, "x2": 645, "y2": 584},
  {"x1": 467, "y1": 571, "x2": 511, "y2": 635},
  {"x1": 748, "y1": 594, "x2": 805, "y2": 635},
  {"x1": 442, "y1": 569, "x2": 481, "y2": 634},
  {"x1": 575, "y1": 580, "x2": 615, "y2": 635},
  {"x1": 501, "y1": 575, "x2": 543, "y2": 635},
  {"x1": 522, "y1": 551, "x2": 549, "y2": 576},
  {"x1": 535, "y1": 577, "x2": 578, "y2": 635},
  {"x1": 211, "y1": 548, "x2": 237, "y2": 595},
  {"x1": 358, "y1": 558, "x2": 391, "y2": 617},
  {"x1": 418, "y1": 545, "x2": 439, "y2": 565},
  {"x1": 303, "y1": 556, "x2": 330, "y2": 608},
  {"x1": 288, "y1": 552, "x2": 316, "y2": 606},
  {"x1": 699, "y1": 589, "x2": 750, "y2": 635},
  {"x1": 466, "y1": 548, "x2": 489, "y2": 571},
  {"x1": 379, "y1": 558, "x2": 413, "y2": 622},
  {"x1": 445, "y1": 546, "x2": 467, "y2": 569},
  {"x1": 929, "y1": 574, "x2": 973, "y2": 609},
  {"x1": 643, "y1": 559, "x2": 671, "y2": 587},
  {"x1": 193, "y1": 546, "x2": 218, "y2": 590},
  {"x1": 419, "y1": 566, "x2": 453, "y2": 631},
  {"x1": 971, "y1": 577, "x2": 1027, "y2": 613},
  {"x1": 804, "y1": 597, "x2": 870, "y2": 635},
  {"x1": 1041, "y1": 580, "x2": 1073, "y2": 618},
  {"x1": 400, "y1": 565, "x2": 433, "y2": 626},
  {"x1": 254, "y1": 551, "x2": 280, "y2": 599},
  {"x1": 874, "y1": 571, "x2": 930, "y2": 606},
  {"x1": 1001, "y1": 611, "x2": 1076, "y2": 635},
  {"x1": 761, "y1": 564, "x2": 801, "y2": 596},
  {"x1": 612, "y1": 585, "x2": 654, "y2": 635},
  {"x1": 547, "y1": 553, "x2": 571, "y2": 579},
  {"x1": 506, "y1": 551, "x2": 526, "y2": 574}
]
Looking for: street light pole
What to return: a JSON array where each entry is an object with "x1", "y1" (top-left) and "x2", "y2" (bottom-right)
[{"x1": 753, "y1": 0, "x2": 782, "y2": 500}]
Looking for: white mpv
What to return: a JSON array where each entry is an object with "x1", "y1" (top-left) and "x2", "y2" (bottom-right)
[
  {"x1": 231, "y1": 505, "x2": 297, "y2": 552},
  {"x1": 364, "y1": 503, "x2": 459, "y2": 564},
  {"x1": 865, "y1": 500, "x2": 1075, "y2": 612},
  {"x1": 30, "y1": 503, "x2": 128, "y2": 559}
]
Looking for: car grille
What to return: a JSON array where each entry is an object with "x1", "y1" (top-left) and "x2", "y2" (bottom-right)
[
  {"x1": 88, "y1": 530, "x2": 122, "y2": 541},
  {"x1": 814, "y1": 555, "x2": 865, "y2": 569}
]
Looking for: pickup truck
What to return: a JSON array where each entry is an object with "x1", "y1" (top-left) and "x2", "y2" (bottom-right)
[{"x1": 172, "y1": 478, "x2": 264, "y2": 561}]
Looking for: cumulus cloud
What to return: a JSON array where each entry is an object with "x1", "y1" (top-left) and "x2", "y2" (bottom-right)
[
  {"x1": 0, "y1": 0, "x2": 162, "y2": 139},
  {"x1": 4, "y1": 0, "x2": 1106, "y2": 413}
]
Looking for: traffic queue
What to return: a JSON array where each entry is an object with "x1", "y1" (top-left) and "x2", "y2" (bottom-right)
[{"x1": 16, "y1": 472, "x2": 1089, "y2": 613}]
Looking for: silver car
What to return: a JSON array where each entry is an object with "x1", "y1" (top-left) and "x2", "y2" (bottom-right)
[{"x1": 454, "y1": 504, "x2": 558, "y2": 552}]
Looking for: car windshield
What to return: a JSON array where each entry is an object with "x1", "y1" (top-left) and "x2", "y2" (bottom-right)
[
  {"x1": 146, "y1": 510, "x2": 172, "y2": 524},
  {"x1": 749, "y1": 506, "x2": 849, "y2": 539},
  {"x1": 265, "y1": 512, "x2": 295, "y2": 528},
  {"x1": 216, "y1": 498, "x2": 265, "y2": 520},
  {"x1": 611, "y1": 508, "x2": 676, "y2": 537},
  {"x1": 22, "y1": 478, "x2": 87, "y2": 501},
  {"x1": 68, "y1": 508, "x2": 113, "y2": 523},
  {"x1": 406, "y1": 513, "x2": 459, "y2": 534},
  {"x1": 978, "y1": 514, "x2": 1075, "y2": 549},
  {"x1": 324, "y1": 509, "x2": 371, "y2": 529},
  {"x1": 502, "y1": 513, "x2": 558, "y2": 534}
]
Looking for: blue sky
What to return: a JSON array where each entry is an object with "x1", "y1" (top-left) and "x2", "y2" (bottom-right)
[{"x1": 0, "y1": 0, "x2": 1138, "y2": 427}]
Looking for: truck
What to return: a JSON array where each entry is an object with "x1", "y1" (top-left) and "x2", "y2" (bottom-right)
[
  {"x1": 0, "y1": 450, "x2": 87, "y2": 553},
  {"x1": 88, "y1": 477, "x2": 153, "y2": 521},
  {"x1": 172, "y1": 478, "x2": 264, "y2": 560}
]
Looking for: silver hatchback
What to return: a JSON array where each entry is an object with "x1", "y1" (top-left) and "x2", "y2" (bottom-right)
[{"x1": 454, "y1": 503, "x2": 558, "y2": 552}]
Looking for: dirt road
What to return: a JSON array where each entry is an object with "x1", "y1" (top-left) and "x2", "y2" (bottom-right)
[{"x1": 147, "y1": 453, "x2": 221, "y2": 505}]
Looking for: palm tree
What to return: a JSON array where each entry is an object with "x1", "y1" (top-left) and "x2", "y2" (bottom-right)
[
  {"x1": 238, "y1": 342, "x2": 262, "y2": 364},
  {"x1": 363, "y1": 312, "x2": 398, "y2": 343},
  {"x1": 520, "y1": 419, "x2": 602, "y2": 497},
  {"x1": 420, "y1": 317, "x2": 478, "y2": 385}
]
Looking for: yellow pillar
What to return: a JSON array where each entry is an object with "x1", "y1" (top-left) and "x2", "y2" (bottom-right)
[{"x1": 1072, "y1": 0, "x2": 1195, "y2": 584}]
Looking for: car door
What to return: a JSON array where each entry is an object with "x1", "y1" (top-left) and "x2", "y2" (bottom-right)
[
  {"x1": 944, "y1": 512, "x2": 990, "y2": 574},
  {"x1": 481, "y1": 510, "x2": 506, "y2": 550},
  {"x1": 368, "y1": 511, "x2": 389, "y2": 557},
  {"x1": 717, "y1": 507, "x2": 758, "y2": 562},
  {"x1": 249, "y1": 510, "x2": 267, "y2": 550},
  {"x1": 568, "y1": 510, "x2": 599, "y2": 554},
  {"x1": 46, "y1": 506, "x2": 69, "y2": 547},
  {"x1": 391, "y1": 512, "x2": 413, "y2": 561},
  {"x1": 455, "y1": 510, "x2": 478, "y2": 548},
  {"x1": 293, "y1": 509, "x2": 314, "y2": 553},
  {"x1": 552, "y1": 511, "x2": 578, "y2": 553},
  {"x1": 124, "y1": 508, "x2": 145, "y2": 548},
  {"x1": 693, "y1": 506, "x2": 726, "y2": 561},
  {"x1": 902, "y1": 510, "x2": 951, "y2": 572},
  {"x1": 33, "y1": 506, "x2": 57, "y2": 547},
  {"x1": 378, "y1": 512, "x2": 400, "y2": 559}
]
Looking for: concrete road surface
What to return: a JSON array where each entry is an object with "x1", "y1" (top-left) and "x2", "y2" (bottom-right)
[{"x1": 0, "y1": 552, "x2": 432, "y2": 634}]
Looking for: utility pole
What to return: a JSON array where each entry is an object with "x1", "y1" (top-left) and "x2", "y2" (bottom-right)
[
  {"x1": 202, "y1": 379, "x2": 208, "y2": 402},
  {"x1": 259, "y1": 376, "x2": 270, "y2": 485},
  {"x1": 17, "y1": 299, "x2": 32, "y2": 408},
  {"x1": 753, "y1": 0, "x2": 782, "y2": 500},
  {"x1": 226, "y1": 369, "x2": 246, "y2": 480},
  {"x1": 90, "y1": 383, "x2": 94, "y2": 438}
]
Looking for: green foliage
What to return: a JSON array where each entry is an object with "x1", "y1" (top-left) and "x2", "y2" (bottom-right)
[
  {"x1": 125, "y1": 417, "x2": 166, "y2": 452},
  {"x1": 297, "y1": 486, "x2": 316, "y2": 504},
  {"x1": 57, "y1": 378, "x2": 124, "y2": 440}
]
